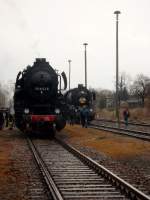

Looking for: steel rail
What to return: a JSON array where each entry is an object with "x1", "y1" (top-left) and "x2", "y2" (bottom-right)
[
  {"x1": 90, "y1": 123, "x2": 150, "y2": 141},
  {"x1": 29, "y1": 138, "x2": 128, "y2": 199},
  {"x1": 27, "y1": 137, "x2": 64, "y2": 200},
  {"x1": 56, "y1": 137, "x2": 150, "y2": 200},
  {"x1": 95, "y1": 118, "x2": 150, "y2": 127}
]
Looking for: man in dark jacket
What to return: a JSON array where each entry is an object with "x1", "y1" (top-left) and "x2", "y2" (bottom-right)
[
  {"x1": 123, "y1": 108, "x2": 130, "y2": 127},
  {"x1": 0, "y1": 112, "x2": 4, "y2": 130},
  {"x1": 80, "y1": 106, "x2": 89, "y2": 128}
]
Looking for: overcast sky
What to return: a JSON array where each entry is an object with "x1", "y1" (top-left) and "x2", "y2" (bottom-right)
[{"x1": 0, "y1": 0, "x2": 150, "y2": 90}]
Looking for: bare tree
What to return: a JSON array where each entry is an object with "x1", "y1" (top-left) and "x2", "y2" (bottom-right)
[
  {"x1": 130, "y1": 74, "x2": 150, "y2": 106},
  {"x1": 0, "y1": 80, "x2": 15, "y2": 108},
  {"x1": 95, "y1": 89, "x2": 114, "y2": 109},
  {"x1": 0, "y1": 87, "x2": 6, "y2": 107},
  {"x1": 118, "y1": 72, "x2": 131, "y2": 103}
]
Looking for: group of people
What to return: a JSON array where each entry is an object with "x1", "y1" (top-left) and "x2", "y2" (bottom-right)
[
  {"x1": 68, "y1": 105, "x2": 130, "y2": 128},
  {"x1": 0, "y1": 112, "x2": 14, "y2": 130},
  {"x1": 68, "y1": 105, "x2": 90, "y2": 128},
  {"x1": 0, "y1": 106, "x2": 131, "y2": 131}
]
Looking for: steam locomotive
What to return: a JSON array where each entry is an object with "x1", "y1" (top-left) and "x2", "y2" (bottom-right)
[
  {"x1": 14, "y1": 58, "x2": 67, "y2": 135},
  {"x1": 65, "y1": 84, "x2": 96, "y2": 123}
]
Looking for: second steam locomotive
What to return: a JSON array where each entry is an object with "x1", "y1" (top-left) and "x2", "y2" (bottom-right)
[
  {"x1": 65, "y1": 84, "x2": 96, "y2": 123},
  {"x1": 14, "y1": 58, "x2": 67, "y2": 135}
]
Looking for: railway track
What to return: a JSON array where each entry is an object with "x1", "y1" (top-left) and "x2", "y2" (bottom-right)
[
  {"x1": 27, "y1": 136, "x2": 150, "y2": 200},
  {"x1": 94, "y1": 119, "x2": 150, "y2": 133},
  {"x1": 90, "y1": 121, "x2": 150, "y2": 141},
  {"x1": 95, "y1": 119, "x2": 150, "y2": 127}
]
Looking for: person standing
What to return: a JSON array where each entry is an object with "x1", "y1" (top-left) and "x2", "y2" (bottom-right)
[
  {"x1": 5, "y1": 112, "x2": 9, "y2": 127},
  {"x1": 0, "y1": 112, "x2": 4, "y2": 130},
  {"x1": 8, "y1": 114, "x2": 14, "y2": 130},
  {"x1": 123, "y1": 108, "x2": 130, "y2": 127},
  {"x1": 80, "y1": 106, "x2": 89, "y2": 128},
  {"x1": 69, "y1": 106, "x2": 75, "y2": 125}
]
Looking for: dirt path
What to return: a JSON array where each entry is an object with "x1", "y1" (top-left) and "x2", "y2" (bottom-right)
[{"x1": 61, "y1": 124, "x2": 150, "y2": 160}]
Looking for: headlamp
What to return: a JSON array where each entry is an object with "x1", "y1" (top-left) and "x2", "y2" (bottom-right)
[
  {"x1": 24, "y1": 108, "x2": 29, "y2": 114},
  {"x1": 55, "y1": 108, "x2": 60, "y2": 114}
]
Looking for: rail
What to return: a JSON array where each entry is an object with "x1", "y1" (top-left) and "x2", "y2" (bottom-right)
[
  {"x1": 27, "y1": 138, "x2": 63, "y2": 200},
  {"x1": 90, "y1": 123, "x2": 150, "y2": 141},
  {"x1": 56, "y1": 137, "x2": 150, "y2": 200}
]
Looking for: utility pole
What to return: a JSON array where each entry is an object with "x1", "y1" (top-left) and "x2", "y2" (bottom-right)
[
  {"x1": 114, "y1": 10, "x2": 121, "y2": 126},
  {"x1": 83, "y1": 43, "x2": 88, "y2": 88},
  {"x1": 68, "y1": 60, "x2": 71, "y2": 90}
]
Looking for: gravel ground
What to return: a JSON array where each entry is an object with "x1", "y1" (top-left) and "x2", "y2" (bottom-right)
[
  {"x1": 0, "y1": 128, "x2": 52, "y2": 200},
  {"x1": 58, "y1": 124, "x2": 150, "y2": 195},
  {"x1": 1, "y1": 125, "x2": 149, "y2": 198}
]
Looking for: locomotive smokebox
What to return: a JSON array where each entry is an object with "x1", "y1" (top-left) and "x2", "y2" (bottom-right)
[{"x1": 24, "y1": 59, "x2": 58, "y2": 103}]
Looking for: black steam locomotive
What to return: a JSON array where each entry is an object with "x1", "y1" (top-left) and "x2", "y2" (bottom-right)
[
  {"x1": 65, "y1": 84, "x2": 95, "y2": 123},
  {"x1": 14, "y1": 58, "x2": 67, "y2": 135}
]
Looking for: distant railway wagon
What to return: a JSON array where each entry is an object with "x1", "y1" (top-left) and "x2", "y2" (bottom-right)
[{"x1": 14, "y1": 58, "x2": 67, "y2": 135}]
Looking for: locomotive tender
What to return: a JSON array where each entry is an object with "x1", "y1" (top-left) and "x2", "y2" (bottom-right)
[
  {"x1": 65, "y1": 84, "x2": 95, "y2": 123},
  {"x1": 14, "y1": 58, "x2": 67, "y2": 135}
]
